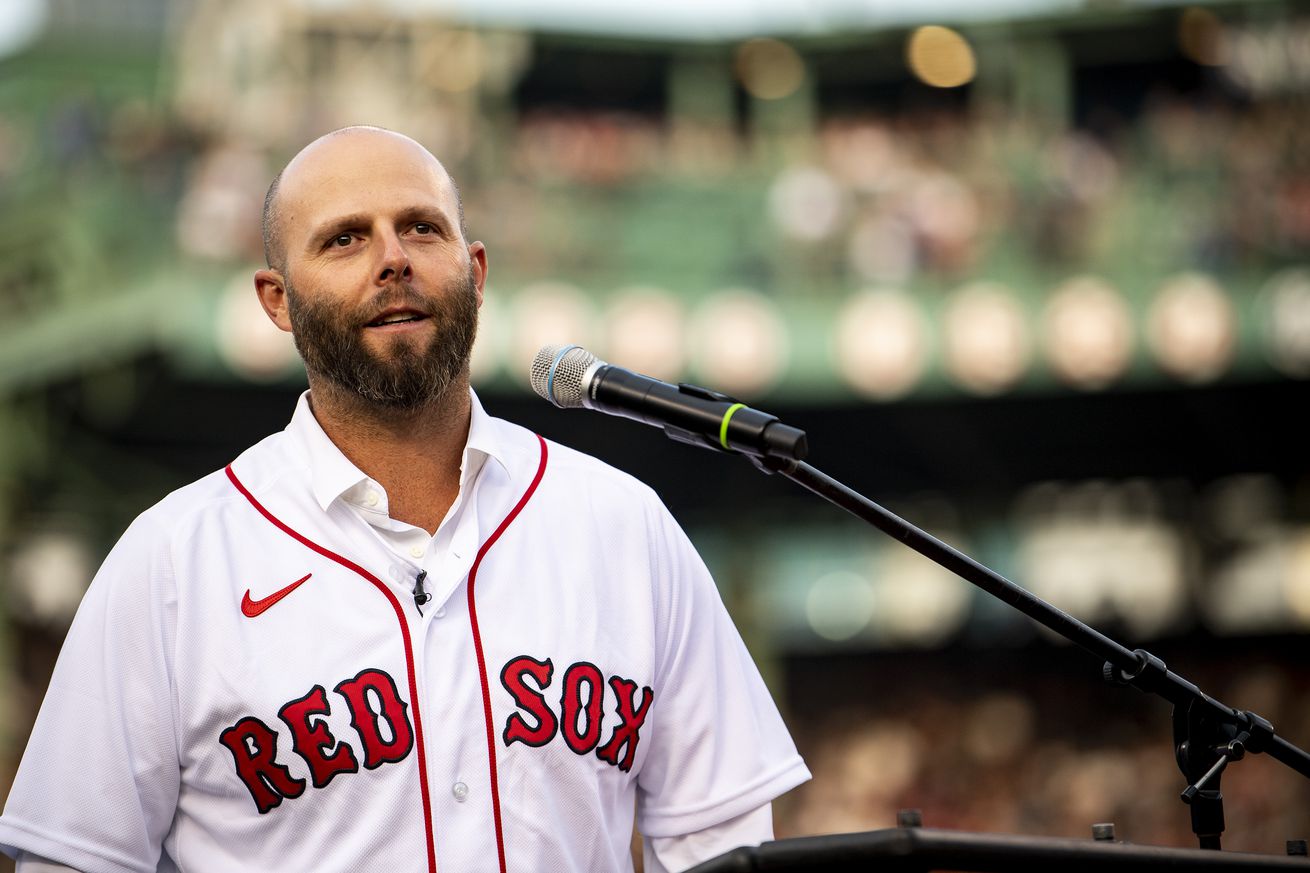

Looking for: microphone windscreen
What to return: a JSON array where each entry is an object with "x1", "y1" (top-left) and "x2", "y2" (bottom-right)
[{"x1": 529, "y1": 344, "x2": 601, "y2": 408}]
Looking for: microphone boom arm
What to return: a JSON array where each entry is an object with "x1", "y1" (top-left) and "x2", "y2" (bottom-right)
[{"x1": 748, "y1": 453, "x2": 1310, "y2": 848}]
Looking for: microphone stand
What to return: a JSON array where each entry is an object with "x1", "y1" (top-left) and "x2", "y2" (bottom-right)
[
  {"x1": 532, "y1": 346, "x2": 1309, "y2": 850},
  {"x1": 740, "y1": 453, "x2": 1310, "y2": 851}
]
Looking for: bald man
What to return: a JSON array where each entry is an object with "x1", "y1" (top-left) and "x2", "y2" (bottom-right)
[{"x1": 0, "y1": 127, "x2": 809, "y2": 872}]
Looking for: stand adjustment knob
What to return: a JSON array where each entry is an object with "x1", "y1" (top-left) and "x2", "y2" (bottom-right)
[{"x1": 896, "y1": 809, "x2": 922, "y2": 828}]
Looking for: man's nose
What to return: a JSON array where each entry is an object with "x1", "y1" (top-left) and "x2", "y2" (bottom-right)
[{"x1": 375, "y1": 231, "x2": 413, "y2": 285}]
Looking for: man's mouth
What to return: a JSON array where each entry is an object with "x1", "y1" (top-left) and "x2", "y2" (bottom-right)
[{"x1": 366, "y1": 311, "x2": 429, "y2": 327}]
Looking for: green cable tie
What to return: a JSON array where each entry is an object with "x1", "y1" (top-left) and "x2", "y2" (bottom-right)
[{"x1": 719, "y1": 402, "x2": 747, "y2": 451}]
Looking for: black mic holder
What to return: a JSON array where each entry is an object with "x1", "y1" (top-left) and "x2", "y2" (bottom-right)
[
  {"x1": 675, "y1": 420, "x2": 1310, "y2": 850},
  {"x1": 590, "y1": 373, "x2": 809, "y2": 462}
]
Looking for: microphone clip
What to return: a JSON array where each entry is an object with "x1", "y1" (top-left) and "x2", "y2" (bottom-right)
[
  {"x1": 661, "y1": 383, "x2": 802, "y2": 475},
  {"x1": 659, "y1": 383, "x2": 740, "y2": 456}
]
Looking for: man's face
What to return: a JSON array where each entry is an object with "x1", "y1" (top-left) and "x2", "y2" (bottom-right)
[
  {"x1": 258, "y1": 129, "x2": 486, "y2": 410},
  {"x1": 285, "y1": 267, "x2": 479, "y2": 408}
]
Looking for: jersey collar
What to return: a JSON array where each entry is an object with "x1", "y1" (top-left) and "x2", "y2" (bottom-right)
[{"x1": 287, "y1": 388, "x2": 510, "y2": 514}]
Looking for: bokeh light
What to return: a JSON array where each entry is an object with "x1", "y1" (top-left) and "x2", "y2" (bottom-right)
[
  {"x1": 736, "y1": 37, "x2": 806, "y2": 100},
  {"x1": 604, "y1": 287, "x2": 685, "y2": 380},
  {"x1": 1284, "y1": 531, "x2": 1310, "y2": 628},
  {"x1": 689, "y1": 289, "x2": 788, "y2": 395},
  {"x1": 1260, "y1": 268, "x2": 1310, "y2": 378},
  {"x1": 0, "y1": 0, "x2": 46, "y2": 58},
  {"x1": 1017, "y1": 484, "x2": 1186, "y2": 639},
  {"x1": 508, "y1": 281, "x2": 597, "y2": 384},
  {"x1": 834, "y1": 289, "x2": 931, "y2": 400},
  {"x1": 906, "y1": 25, "x2": 976, "y2": 89},
  {"x1": 805, "y1": 571, "x2": 877, "y2": 642},
  {"x1": 769, "y1": 166, "x2": 845, "y2": 242},
  {"x1": 215, "y1": 271, "x2": 299, "y2": 381},
  {"x1": 942, "y1": 282, "x2": 1030, "y2": 395},
  {"x1": 1178, "y1": 7, "x2": 1227, "y2": 67},
  {"x1": 1041, "y1": 276, "x2": 1134, "y2": 390},
  {"x1": 6, "y1": 528, "x2": 93, "y2": 628},
  {"x1": 875, "y1": 546, "x2": 972, "y2": 646},
  {"x1": 1147, "y1": 273, "x2": 1236, "y2": 383}
]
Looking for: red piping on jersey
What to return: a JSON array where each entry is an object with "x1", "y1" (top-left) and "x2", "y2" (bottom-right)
[
  {"x1": 224, "y1": 464, "x2": 439, "y2": 873},
  {"x1": 467, "y1": 434, "x2": 549, "y2": 873}
]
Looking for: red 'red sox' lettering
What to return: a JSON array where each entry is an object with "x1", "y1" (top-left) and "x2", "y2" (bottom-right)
[
  {"x1": 334, "y1": 668, "x2": 414, "y2": 769},
  {"x1": 279, "y1": 685, "x2": 359, "y2": 789},
  {"x1": 560, "y1": 662, "x2": 605, "y2": 754},
  {"x1": 219, "y1": 718, "x2": 306, "y2": 814},
  {"x1": 500, "y1": 656, "x2": 557, "y2": 747},
  {"x1": 500, "y1": 655, "x2": 654, "y2": 771},
  {"x1": 596, "y1": 676, "x2": 653, "y2": 772},
  {"x1": 219, "y1": 667, "x2": 413, "y2": 814}
]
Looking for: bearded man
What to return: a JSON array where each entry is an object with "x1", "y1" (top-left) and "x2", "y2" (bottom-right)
[{"x1": 0, "y1": 127, "x2": 809, "y2": 873}]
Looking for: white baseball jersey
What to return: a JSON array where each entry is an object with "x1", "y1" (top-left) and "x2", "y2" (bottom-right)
[{"x1": 0, "y1": 391, "x2": 810, "y2": 873}]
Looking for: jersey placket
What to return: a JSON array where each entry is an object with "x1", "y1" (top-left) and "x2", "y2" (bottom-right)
[
  {"x1": 415, "y1": 466, "x2": 496, "y2": 867},
  {"x1": 327, "y1": 438, "x2": 540, "y2": 872},
  {"x1": 345, "y1": 459, "x2": 500, "y2": 866},
  {"x1": 336, "y1": 475, "x2": 480, "y2": 871}
]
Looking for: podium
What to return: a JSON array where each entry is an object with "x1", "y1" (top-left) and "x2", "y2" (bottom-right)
[{"x1": 685, "y1": 828, "x2": 1310, "y2": 872}]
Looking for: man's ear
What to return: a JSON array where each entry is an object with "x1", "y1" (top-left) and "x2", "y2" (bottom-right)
[
  {"x1": 254, "y1": 269, "x2": 293, "y2": 332},
  {"x1": 468, "y1": 241, "x2": 488, "y2": 307}
]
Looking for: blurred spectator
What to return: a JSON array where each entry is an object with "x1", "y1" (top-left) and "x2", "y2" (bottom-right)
[{"x1": 779, "y1": 652, "x2": 1310, "y2": 854}]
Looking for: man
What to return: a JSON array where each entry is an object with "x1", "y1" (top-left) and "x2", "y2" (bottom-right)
[{"x1": 0, "y1": 127, "x2": 810, "y2": 872}]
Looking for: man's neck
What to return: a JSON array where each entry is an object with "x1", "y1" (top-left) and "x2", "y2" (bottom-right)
[{"x1": 307, "y1": 379, "x2": 472, "y2": 536}]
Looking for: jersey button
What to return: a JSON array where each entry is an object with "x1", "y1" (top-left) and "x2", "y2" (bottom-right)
[
  {"x1": 452, "y1": 782, "x2": 469, "y2": 802},
  {"x1": 410, "y1": 545, "x2": 425, "y2": 558},
  {"x1": 435, "y1": 607, "x2": 447, "y2": 618},
  {"x1": 364, "y1": 490, "x2": 380, "y2": 508}
]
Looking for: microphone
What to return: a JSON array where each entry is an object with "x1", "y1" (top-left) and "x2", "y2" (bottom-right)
[{"x1": 529, "y1": 344, "x2": 808, "y2": 461}]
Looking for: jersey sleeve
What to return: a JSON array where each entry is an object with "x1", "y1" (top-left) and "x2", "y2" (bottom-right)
[
  {"x1": 0, "y1": 513, "x2": 181, "y2": 873},
  {"x1": 644, "y1": 802, "x2": 774, "y2": 873},
  {"x1": 634, "y1": 503, "x2": 810, "y2": 840},
  {"x1": 16, "y1": 852, "x2": 85, "y2": 873}
]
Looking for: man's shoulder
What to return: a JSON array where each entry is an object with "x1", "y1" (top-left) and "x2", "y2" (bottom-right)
[
  {"x1": 134, "y1": 430, "x2": 297, "y2": 537},
  {"x1": 484, "y1": 412, "x2": 663, "y2": 509}
]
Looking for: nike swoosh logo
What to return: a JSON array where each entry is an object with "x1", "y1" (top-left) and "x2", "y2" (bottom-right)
[{"x1": 241, "y1": 573, "x2": 313, "y2": 618}]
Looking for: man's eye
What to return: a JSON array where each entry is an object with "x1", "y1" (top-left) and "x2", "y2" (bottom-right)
[
  {"x1": 332, "y1": 234, "x2": 353, "y2": 247},
  {"x1": 413, "y1": 223, "x2": 434, "y2": 235}
]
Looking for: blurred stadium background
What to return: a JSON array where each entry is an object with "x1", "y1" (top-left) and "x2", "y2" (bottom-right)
[{"x1": 2, "y1": 0, "x2": 1309, "y2": 866}]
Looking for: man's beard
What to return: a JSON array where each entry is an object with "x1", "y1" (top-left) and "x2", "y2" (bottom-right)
[{"x1": 285, "y1": 270, "x2": 479, "y2": 411}]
